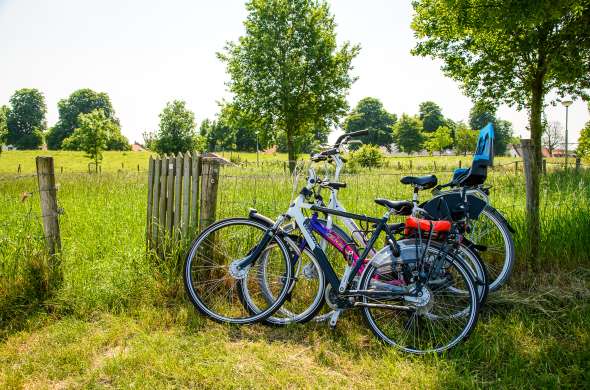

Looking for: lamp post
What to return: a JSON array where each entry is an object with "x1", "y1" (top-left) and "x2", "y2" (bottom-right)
[
  {"x1": 255, "y1": 131, "x2": 260, "y2": 167},
  {"x1": 561, "y1": 100, "x2": 573, "y2": 169}
]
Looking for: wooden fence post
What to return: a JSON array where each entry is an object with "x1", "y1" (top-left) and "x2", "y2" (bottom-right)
[
  {"x1": 173, "y1": 153, "x2": 183, "y2": 239},
  {"x1": 199, "y1": 159, "x2": 220, "y2": 231},
  {"x1": 181, "y1": 152, "x2": 192, "y2": 238},
  {"x1": 166, "y1": 157, "x2": 175, "y2": 236},
  {"x1": 158, "y1": 156, "x2": 168, "y2": 239},
  {"x1": 151, "y1": 158, "x2": 161, "y2": 246},
  {"x1": 576, "y1": 157, "x2": 581, "y2": 172},
  {"x1": 515, "y1": 161, "x2": 519, "y2": 174},
  {"x1": 36, "y1": 157, "x2": 61, "y2": 255}
]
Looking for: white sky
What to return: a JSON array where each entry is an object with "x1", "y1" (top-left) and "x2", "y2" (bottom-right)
[{"x1": 1, "y1": 0, "x2": 588, "y2": 145}]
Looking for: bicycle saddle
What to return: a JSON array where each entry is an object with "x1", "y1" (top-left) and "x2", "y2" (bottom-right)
[
  {"x1": 374, "y1": 198, "x2": 413, "y2": 215},
  {"x1": 400, "y1": 175, "x2": 438, "y2": 190}
]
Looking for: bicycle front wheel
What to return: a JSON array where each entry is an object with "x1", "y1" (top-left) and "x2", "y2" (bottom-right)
[{"x1": 183, "y1": 218, "x2": 293, "y2": 324}]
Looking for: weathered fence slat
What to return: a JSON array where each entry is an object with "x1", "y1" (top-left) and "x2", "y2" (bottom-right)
[
  {"x1": 146, "y1": 157, "x2": 155, "y2": 246},
  {"x1": 190, "y1": 152, "x2": 201, "y2": 230},
  {"x1": 166, "y1": 158, "x2": 175, "y2": 236},
  {"x1": 151, "y1": 158, "x2": 161, "y2": 245},
  {"x1": 158, "y1": 156, "x2": 168, "y2": 239},
  {"x1": 146, "y1": 152, "x2": 220, "y2": 251},
  {"x1": 181, "y1": 152, "x2": 191, "y2": 238},
  {"x1": 174, "y1": 153, "x2": 183, "y2": 239},
  {"x1": 200, "y1": 159, "x2": 220, "y2": 231}
]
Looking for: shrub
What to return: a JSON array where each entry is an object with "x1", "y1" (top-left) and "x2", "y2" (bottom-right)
[{"x1": 351, "y1": 144, "x2": 383, "y2": 168}]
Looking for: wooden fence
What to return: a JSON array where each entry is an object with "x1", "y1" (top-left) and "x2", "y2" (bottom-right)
[{"x1": 146, "y1": 152, "x2": 220, "y2": 249}]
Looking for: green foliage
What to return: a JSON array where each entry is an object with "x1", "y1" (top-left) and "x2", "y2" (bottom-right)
[
  {"x1": 577, "y1": 121, "x2": 590, "y2": 160},
  {"x1": 424, "y1": 126, "x2": 453, "y2": 155},
  {"x1": 152, "y1": 100, "x2": 199, "y2": 156},
  {"x1": 6, "y1": 88, "x2": 46, "y2": 149},
  {"x1": 218, "y1": 0, "x2": 359, "y2": 169},
  {"x1": 454, "y1": 122, "x2": 478, "y2": 156},
  {"x1": 418, "y1": 101, "x2": 444, "y2": 132},
  {"x1": 495, "y1": 120, "x2": 514, "y2": 156},
  {"x1": 0, "y1": 105, "x2": 8, "y2": 153},
  {"x1": 343, "y1": 97, "x2": 397, "y2": 150},
  {"x1": 393, "y1": 114, "x2": 424, "y2": 154},
  {"x1": 350, "y1": 144, "x2": 383, "y2": 168},
  {"x1": 47, "y1": 89, "x2": 117, "y2": 150},
  {"x1": 63, "y1": 110, "x2": 117, "y2": 168}
]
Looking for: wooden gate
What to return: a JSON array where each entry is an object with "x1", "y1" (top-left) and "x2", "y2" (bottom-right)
[{"x1": 146, "y1": 152, "x2": 220, "y2": 248}]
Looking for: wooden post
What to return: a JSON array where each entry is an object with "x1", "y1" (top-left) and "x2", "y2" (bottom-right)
[
  {"x1": 190, "y1": 152, "x2": 201, "y2": 230},
  {"x1": 409, "y1": 159, "x2": 412, "y2": 170},
  {"x1": 181, "y1": 152, "x2": 191, "y2": 238},
  {"x1": 576, "y1": 157, "x2": 581, "y2": 172},
  {"x1": 173, "y1": 153, "x2": 183, "y2": 239},
  {"x1": 433, "y1": 161, "x2": 437, "y2": 171},
  {"x1": 146, "y1": 157, "x2": 155, "y2": 247},
  {"x1": 36, "y1": 157, "x2": 61, "y2": 255},
  {"x1": 199, "y1": 159, "x2": 220, "y2": 231},
  {"x1": 397, "y1": 161, "x2": 401, "y2": 170},
  {"x1": 515, "y1": 161, "x2": 519, "y2": 174},
  {"x1": 18, "y1": 164, "x2": 21, "y2": 173},
  {"x1": 459, "y1": 160, "x2": 462, "y2": 169}
]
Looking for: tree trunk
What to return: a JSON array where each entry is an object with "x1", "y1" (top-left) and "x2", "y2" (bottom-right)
[
  {"x1": 286, "y1": 129, "x2": 296, "y2": 173},
  {"x1": 525, "y1": 80, "x2": 544, "y2": 268}
]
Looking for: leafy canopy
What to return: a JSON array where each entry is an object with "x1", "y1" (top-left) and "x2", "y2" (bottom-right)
[
  {"x1": 153, "y1": 100, "x2": 199, "y2": 156},
  {"x1": 6, "y1": 88, "x2": 46, "y2": 149},
  {"x1": 47, "y1": 89, "x2": 118, "y2": 150},
  {"x1": 343, "y1": 97, "x2": 397, "y2": 151},
  {"x1": 425, "y1": 125, "x2": 453, "y2": 155},
  {"x1": 63, "y1": 109, "x2": 116, "y2": 168},
  {"x1": 454, "y1": 122, "x2": 478, "y2": 156},
  {"x1": 0, "y1": 105, "x2": 8, "y2": 152},
  {"x1": 218, "y1": 0, "x2": 359, "y2": 168},
  {"x1": 577, "y1": 120, "x2": 590, "y2": 160},
  {"x1": 351, "y1": 144, "x2": 383, "y2": 168},
  {"x1": 393, "y1": 114, "x2": 424, "y2": 154},
  {"x1": 418, "y1": 101, "x2": 445, "y2": 132}
]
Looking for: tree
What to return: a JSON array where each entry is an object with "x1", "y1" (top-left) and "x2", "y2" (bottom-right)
[
  {"x1": 425, "y1": 125, "x2": 453, "y2": 155},
  {"x1": 494, "y1": 119, "x2": 514, "y2": 156},
  {"x1": 577, "y1": 121, "x2": 590, "y2": 160},
  {"x1": 218, "y1": 0, "x2": 359, "y2": 171},
  {"x1": 543, "y1": 121, "x2": 564, "y2": 157},
  {"x1": 62, "y1": 110, "x2": 114, "y2": 171},
  {"x1": 419, "y1": 101, "x2": 445, "y2": 132},
  {"x1": 6, "y1": 88, "x2": 46, "y2": 149},
  {"x1": 412, "y1": 0, "x2": 590, "y2": 265},
  {"x1": 0, "y1": 105, "x2": 8, "y2": 154},
  {"x1": 152, "y1": 100, "x2": 199, "y2": 155},
  {"x1": 468, "y1": 101, "x2": 496, "y2": 132},
  {"x1": 454, "y1": 122, "x2": 478, "y2": 156},
  {"x1": 47, "y1": 89, "x2": 117, "y2": 150},
  {"x1": 343, "y1": 97, "x2": 397, "y2": 150},
  {"x1": 393, "y1": 114, "x2": 424, "y2": 154}
]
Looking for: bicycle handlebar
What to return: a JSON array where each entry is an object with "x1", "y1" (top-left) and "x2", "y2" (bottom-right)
[{"x1": 334, "y1": 129, "x2": 369, "y2": 147}]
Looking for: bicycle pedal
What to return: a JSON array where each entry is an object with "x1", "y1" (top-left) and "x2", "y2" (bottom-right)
[{"x1": 329, "y1": 310, "x2": 342, "y2": 329}]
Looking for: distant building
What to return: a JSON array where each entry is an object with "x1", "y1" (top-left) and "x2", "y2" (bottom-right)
[
  {"x1": 131, "y1": 142, "x2": 146, "y2": 152},
  {"x1": 1, "y1": 144, "x2": 17, "y2": 151}
]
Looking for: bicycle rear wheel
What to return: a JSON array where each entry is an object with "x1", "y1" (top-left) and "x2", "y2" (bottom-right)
[
  {"x1": 466, "y1": 206, "x2": 514, "y2": 292},
  {"x1": 359, "y1": 246, "x2": 479, "y2": 354},
  {"x1": 183, "y1": 218, "x2": 293, "y2": 324}
]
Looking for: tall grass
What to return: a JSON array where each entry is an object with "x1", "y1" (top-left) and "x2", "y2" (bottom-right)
[{"x1": 1, "y1": 158, "x2": 589, "y2": 326}]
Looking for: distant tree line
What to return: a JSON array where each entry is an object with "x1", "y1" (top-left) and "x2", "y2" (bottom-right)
[{"x1": 0, "y1": 88, "x2": 131, "y2": 153}]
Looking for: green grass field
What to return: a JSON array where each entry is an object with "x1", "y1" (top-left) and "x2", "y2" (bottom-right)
[{"x1": 1, "y1": 150, "x2": 589, "y2": 388}]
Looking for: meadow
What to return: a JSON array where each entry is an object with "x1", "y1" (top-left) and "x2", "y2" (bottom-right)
[{"x1": 1, "y1": 150, "x2": 589, "y2": 388}]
